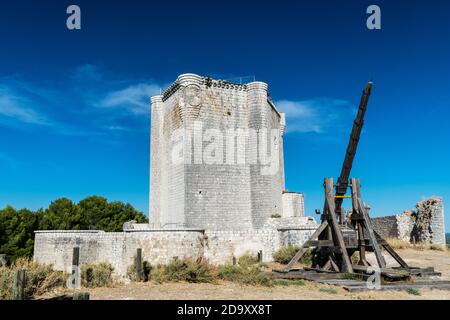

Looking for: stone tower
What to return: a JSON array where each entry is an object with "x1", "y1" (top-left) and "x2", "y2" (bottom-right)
[{"x1": 149, "y1": 73, "x2": 302, "y2": 230}]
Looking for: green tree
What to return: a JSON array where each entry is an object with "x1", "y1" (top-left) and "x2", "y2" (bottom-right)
[
  {"x1": 0, "y1": 196, "x2": 148, "y2": 262},
  {"x1": 77, "y1": 195, "x2": 147, "y2": 231},
  {"x1": 39, "y1": 198, "x2": 81, "y2": 230},
  {"x1": 0, "y1": 206, "x2": 39, "y2": 262}
]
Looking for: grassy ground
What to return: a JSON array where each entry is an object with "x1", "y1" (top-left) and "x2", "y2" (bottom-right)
[{"x1": 35, "y1": 248, "x2": 450, "y2": 300}]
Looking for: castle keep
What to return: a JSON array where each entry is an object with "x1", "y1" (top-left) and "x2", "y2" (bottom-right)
[
  {"x1": 150, "y1": 73, "x2": 301, "y2": 230},
  {"x1": 34, "y1": 74, "x2": 318, "y2": 278}
]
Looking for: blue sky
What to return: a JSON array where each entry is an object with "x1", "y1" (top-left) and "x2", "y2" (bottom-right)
[{"x1": 0, "y1": 0, "x2": 449, "y2": 230}]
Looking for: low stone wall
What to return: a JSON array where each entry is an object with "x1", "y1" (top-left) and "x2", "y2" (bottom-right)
[
  {"x1": 34, "y1": 225, "x2": 318, "y2": 278},
  {"x1": 371, "y1": 216, "x2": 399, "y2": 239},
  {"x1": 33, "y1": 229, "x2": 205, "y2": 278}
]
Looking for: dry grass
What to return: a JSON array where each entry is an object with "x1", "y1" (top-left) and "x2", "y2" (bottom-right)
[
  {"x1": 150, "y1": 258, "x2": 215, "y2": 284},
  {"x1": 429, "y1": 244, "x2": 447, "y2": 252},
  {"x1": 81, "y1": 262, "x2": 115, "y2": 288},
  {"x1": 385, "y1": 238, "x2": 447, "y2": 252},
  {"x1": 272, "y1": 245, "x2": 312, "y2": 265},
  {"x1": 385, "y1": 238, "x2": 412, "y2": 249},
  {"x1": 149, "y1": 255, "x2": 275, "y2": 287},
  {"x1": 0, "y1": 258, "x2": 68, "y2": 300}
]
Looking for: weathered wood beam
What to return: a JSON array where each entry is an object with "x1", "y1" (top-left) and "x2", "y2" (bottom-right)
[
  {"x1": 351, "y1": 178, "x2": 386, "y2": 268},
  {"x1": 283, "y1": 221, "x2": 329, "y2": 271},
  {"x1": 325, "y1": 178, "x2": 353, "y2": 273}
]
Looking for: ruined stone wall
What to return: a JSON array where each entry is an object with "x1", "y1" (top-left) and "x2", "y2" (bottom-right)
[
  {"x1": 396, "y1": 213, "x2": 415, "y2": 242},
  {"x1": 414, "y1": 197, "x2": 446, "y2": 245},
  {"x1": 371, "y1": 197, "x2": 445, "y2": 245}
]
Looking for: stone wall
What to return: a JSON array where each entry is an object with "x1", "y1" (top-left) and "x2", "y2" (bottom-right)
[
  {"x1": 371, "y1": 216, "x2": 399, "y2": 239},
  {"x1": 33, "y1": 230, "x2": 205, "y2": 278},
  {"x1": 371, "y1": 197, "x2": 445, "y2": 246},
  {"x1": 414, "y1": 196, "x2": 446, "y2": 245},
  {"x1": 34, "y1": 223, "x2": 318, "y2": 278},
  {"x1": 282, "y1": 192, "x2": 305, "y2": 217},
  {"x1": 396, "y1": 213, "x2": 415, "y2": 242}
]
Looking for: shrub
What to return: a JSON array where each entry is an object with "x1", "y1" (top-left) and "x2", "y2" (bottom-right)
[
  {"x1": 218, "y1": 255, "x2": 273, "y2": 286},
  {"x1": 340, "y1": 273, "x2": 361, "y2": 280},
  {"x1": 0, "y1": 267, "x2": 13, "y2": 300},
  {"x1": 218, "y1": 264, "x2": 272, "y2": 286},
  {"x1": 350, "y1": 252, "x2": 360, "y2": 264},
  {"x1": 272, "y1": 245, "x2": 312, "y2": 265},
  {"x1": 150, "y1": 258, "x2": 215, "y2": 283},
  {"x1": 406, "y1": 288, "x2": 421, "y2": 296},
  {"x1": 237, "y1": 254, "x2": 259, "y2": 267},
  {"x1": 81, "y1": 263, "x2": 114, "y2": 288},
  {"x1": 273, "y1": 279, "x2": 304, "y2": 286},
  {"x1": 127, "y1": 258, "x2": 152, "y2": 282},
  {"x1": 429, "y1": 244, "x2": 446, "y2": 251},
  {"x1": 0, "y1": 258, "x2": 68, "y2": 299}
]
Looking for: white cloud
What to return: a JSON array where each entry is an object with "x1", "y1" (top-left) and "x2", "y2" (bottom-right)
[
  {"x1": 275, "y1": 98, "x2": 353, "y2": 134},
  {"x1": 71, "y1": 64, "x2": 102, "y2": 82},
  {"x1": 98, "y1": 83, "x2": 161, "y2": 115},
  {"x1": 0, "y1": 87, "x2": 50, "y2": 125}
]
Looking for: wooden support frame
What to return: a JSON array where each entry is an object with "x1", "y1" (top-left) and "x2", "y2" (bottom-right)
[
  {"x1": 351, "y1": 178, "x2": 386, "y2": 268},
  {"x1": 283, "y1": 221, "x2": 328, "y2": 271},
  {"x1": 324, "y1": 178, "x2": 353, "y2": 273},
  {"x1": 279, "y1": 176, "x2": 412, "y2": 279}
]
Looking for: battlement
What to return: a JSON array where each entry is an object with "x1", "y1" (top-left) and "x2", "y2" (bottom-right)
[{"x1": 159, "y1": 73, "x2": 263, "y2": 102}]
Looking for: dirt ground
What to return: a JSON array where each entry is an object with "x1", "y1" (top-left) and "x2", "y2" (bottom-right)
[{"x1": 39, "y1": 249, "x2": 450, "y2": 300}]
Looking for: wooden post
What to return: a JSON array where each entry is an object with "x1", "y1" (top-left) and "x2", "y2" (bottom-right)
[
  {"x1": 257, "y1": 250, "x2": 263, "y2": 263},
  {"x1": 0, "y1": 254, "x2": 7, "y2": 267},
  {"x1": 12, "y1": 269, "x2": 26, "y2": 300},
  {"x1": 136, "y1": 248, "x2": 143, "y2": 281},
  {"x1": 73, "y1": 292, "x2": 90, "y2": 300},
  {"x1": 352, "y1": 178, "x2": 386, "y2": 268},
  {"x1": 339, "y1": 208, "x2": 345, "y2": 225},
  {"x1": 232, "y1": 256, "x2": 236, "y2": 265},
  {"x1": 351, "y1": 180, "x2": 368, "y2": 266},
  {"x1": 70, "y1": 247, "x2": 80, "y2": 289},
  {"x1": 325, "y1": 178, "x2": 353, "y2": 273}
]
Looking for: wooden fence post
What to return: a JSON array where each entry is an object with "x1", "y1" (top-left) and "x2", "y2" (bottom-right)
[
  {"x1": 12, "y1": 269, "x2": 26, "y2": 300},
  {"x1": 136, "y1": 248, "x2": 143, "y2": 281},
  {"x1": 257, "y1": 250, "x2": 263, "y2": 263},
  {"x1": 70, "y1": 247, "x2": 80, "y2": 289}
]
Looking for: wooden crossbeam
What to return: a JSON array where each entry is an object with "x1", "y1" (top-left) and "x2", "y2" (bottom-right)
[{"x1": 283, "y1": 221, "x2": 329, "y2": 271}]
